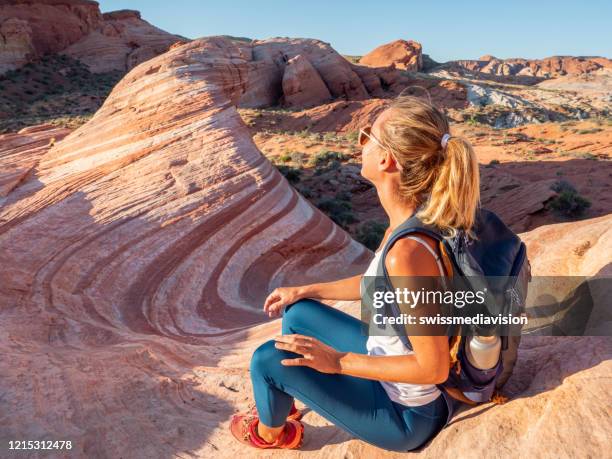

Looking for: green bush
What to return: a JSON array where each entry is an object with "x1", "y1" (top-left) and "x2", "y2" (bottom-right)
[
  {"x1": 356, "y1": 221, "x2": 387, "y2": 251},
  {"x1": 335, "y1": 190, "x2": 352, "y2": 201},
  {"x1": 323, "y1": 132, "x2": 338, "y2": 142},
  {"x1": 278, "y1": 152, "x2": 292, "y2": 163},
  {"x1": 276, "y1": 165, "x2": 302, "y2": 183},
  {"x1": 290, "y1": 151, "x2": 306, "y2": 165},
  {"x1": 317, "y1": 197, "x2": 356, "y2": 228},
  {"x1": 577, "y1": 128, "x2": 603, "y2": 135},
  {"x1": 577, "y1": 152, "x2": 598, "y2": 160},
  {"x1": 549, "y1": 181, "x2": 591, "y2": 217},
  {"x1": 296, "y1": 186, "x2": 312, "y2": 198},
  {"x1": 344, "y1": 131, "x2": 359, "y2": 143},
  {"x1": 310, "y1": 150, "x2": 349, "y2": 174}
]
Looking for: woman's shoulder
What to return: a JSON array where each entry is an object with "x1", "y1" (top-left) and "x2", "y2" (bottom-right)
[{"x1": 384, "y1": 234, "x2": 441, "y2": 277}]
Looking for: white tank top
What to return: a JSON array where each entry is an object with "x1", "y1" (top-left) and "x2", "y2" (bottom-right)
[{"x1": 362, "y1": 236, "x2": 445, "y2": 407}]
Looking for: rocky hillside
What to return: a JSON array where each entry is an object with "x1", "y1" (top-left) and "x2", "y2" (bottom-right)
[
  {"x1": 446, "y1": 54, "x2": 612, "y2": 81},
  {"x1": 0, "y1": 0, "x2": 188, "y2": 132}
]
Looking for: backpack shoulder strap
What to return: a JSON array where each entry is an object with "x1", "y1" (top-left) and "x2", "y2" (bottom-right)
[{"x1": 439, "y1": 242, "x2": 454, "y2": 278}]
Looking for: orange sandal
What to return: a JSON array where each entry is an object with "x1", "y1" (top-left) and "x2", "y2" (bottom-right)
[
  {"x1": 246, "y1": 401, "x2": 303, "y2": 421},
  {"x1": 230, "y1": 414, "x2": 304, "y2": 449}
]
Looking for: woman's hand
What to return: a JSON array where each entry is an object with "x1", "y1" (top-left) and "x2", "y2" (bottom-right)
[
  {"x1": 263, "y1": 286, "x2": 304, "y2": 317},
  {"x1": 274, "y1": 334, "x2": 345, "y2": 374}
]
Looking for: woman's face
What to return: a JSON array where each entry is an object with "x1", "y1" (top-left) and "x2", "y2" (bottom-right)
[{"x1": 360, "y1": 109, "x2": 394, "y2": 184}]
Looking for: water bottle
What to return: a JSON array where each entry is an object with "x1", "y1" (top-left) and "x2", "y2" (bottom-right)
[{"x1": 465, "y1": 335, "x2": 501, "y2": 370}]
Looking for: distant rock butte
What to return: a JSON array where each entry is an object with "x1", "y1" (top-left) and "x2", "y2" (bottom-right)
[
  {"x1": 239, "y1": 37, "x2": 394, "y2": 109},
  {"x1": 360, "y1": 39, "x2": 423, "y2": 71},
  {"x1": 224, "y1": 37, "x2": 464, "y2": 110},
  {"x1": 0, "y1": 0, "x2": 186, "y2": 73},
  {"x1": 282, "y1": 54, "x2": 332, "y2": 108}
]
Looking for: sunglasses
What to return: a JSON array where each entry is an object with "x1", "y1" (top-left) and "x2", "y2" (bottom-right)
[{"x1": 358, "y1": 126, "x2": 404, "y2": 172}]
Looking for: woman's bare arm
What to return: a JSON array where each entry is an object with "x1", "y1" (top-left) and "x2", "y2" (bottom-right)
[
  {"x1": 264, "y1": 274, "x2": 362, "y2": 317},
  {"x1": 300, "y1": 237, "x2": 450, "y2": 384},
  {"x1": 296, "y1": 274, "x2": 362, "y2": 301}
]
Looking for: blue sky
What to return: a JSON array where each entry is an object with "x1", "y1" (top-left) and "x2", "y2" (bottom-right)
[{"x1": 98, "y1": 1, "x2": 611, "y2": 62}]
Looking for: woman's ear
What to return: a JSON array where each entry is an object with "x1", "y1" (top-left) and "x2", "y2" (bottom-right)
[{"x1": 378, "y1": 150, "x2": 397, "y2": 172}]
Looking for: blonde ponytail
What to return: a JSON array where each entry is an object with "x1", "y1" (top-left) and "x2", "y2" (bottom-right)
[
  {"x1": 378, "y1": 95, "x2": 480, "y2": 237},
  {"x1": 419, "y1": 135, "x2": 480, "y2": 237}
]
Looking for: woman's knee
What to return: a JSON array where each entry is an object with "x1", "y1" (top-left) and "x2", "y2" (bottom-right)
[
  {"x1": 282, "y1": 298, "x2": 319, "y2": 334},
  {"x1": 250, "y1": 339, "x2": 295, "y2": 377},
  {"x1": 250, "y1": 340, "x2": 277, "y2": 374}
]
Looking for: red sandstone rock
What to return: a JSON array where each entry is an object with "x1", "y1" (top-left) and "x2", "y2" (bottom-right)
[
  {"x1": 0, "y1": 124, "x2": 70, "y2": 197},
  {"x1": 282, "y1": 54, "x2": 332, "y2": 108},
  {"x1": 0, "y1": 18, "x2": 35, "y2": 73},
  {"x1": 239, "y1": 38, "x2": 371, "y2": 107},
  {"x1": 0, "y1": 0, "x2": 101, "y2": 73},
  {"x1": 480, "y1": 168, "x2": 558, "y2": 231},
  {"x1": 235, "y1": 38, "x2": 466, "y2": 111},
  {"x1": 0, "y1": 37, "x2": 371, "y2": 455},
  {"x1": 360, "y1": 39, "x2": 423, "y2": 71},
  {"x1": 63, "y1": 9, "x2": 185, "y2": 73},
  {"x1": 0, "y1": 0, "x2": 185, "y2": 73}
]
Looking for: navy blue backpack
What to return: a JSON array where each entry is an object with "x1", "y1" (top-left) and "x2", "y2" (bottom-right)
[{"x1": 375, "y1": 208, "x2": 531, "y2": 426}]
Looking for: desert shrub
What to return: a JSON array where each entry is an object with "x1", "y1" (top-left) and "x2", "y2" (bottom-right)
[
  {"x1": 549, "y1": 181, "x2": 591, "y2": 217},
  {"x1": 278, "y1": 152, "x2": 292, "y2": 163},
  {"x1": 323, "y1": 132, "x2": 338, "y2": 142},
  {"x1": 551, "y1": 180, "x2": 575, "y2": 194},
  {"x1": 344, "y1": 131, "x2": 359, "y2": 143},
  {"x1": 356, "y1": 221, "x2": 387, "y2": 251},
  {"x1": 466, "y1": 115, "x2": 479, "y2": 126},
  {"x1": 316, "y1": 197, "x2": 356, "y2": 228},
  {"x1": 276, "y1": 165, "x2": 302, "y2": 183},
  {"x1": 335, "y1": 191, "x2": 352, "y2": 201},
  {"x1": 577, "y1": 128, "x2": 603, "y2": 135},
  {"x1": 290, "y1": 151, "x2": 306, "y2": 165},
  {"x1": 577, "y1": 152, "x2": 598, "y2": 160},
  {"x1": 488, "y1": 159, "x2": 500, "y2": 166},
  {"x1": 310, "y1": 150, "x2": 349, "y2": 174},
  {"x1": 296, "y1": 186, "x2": 312, "y2": 198}
]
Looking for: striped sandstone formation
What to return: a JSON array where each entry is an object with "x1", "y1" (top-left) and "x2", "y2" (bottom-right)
[
  {"x1": 0, "y1": 37, "x2": 370, "y2": 456},
  {"x1": 0, "y1": 123, "x2": 70, "y2": 197}
]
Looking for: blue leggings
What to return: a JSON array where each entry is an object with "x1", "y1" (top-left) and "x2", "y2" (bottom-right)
[{"x1": 250, "y1": 299, "x2": 448, "y2": 452}]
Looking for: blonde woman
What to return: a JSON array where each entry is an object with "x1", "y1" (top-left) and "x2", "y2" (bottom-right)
[{"x1": 230, "y1": 95, "x2": 480, "y2": 451}]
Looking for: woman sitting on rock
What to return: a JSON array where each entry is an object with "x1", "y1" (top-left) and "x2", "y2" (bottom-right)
[{"x1": 230, "y1": 95, "x2": 480, "y2": 451}]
